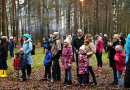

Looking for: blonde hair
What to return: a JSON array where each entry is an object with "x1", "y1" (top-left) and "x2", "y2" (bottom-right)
[
  {"x1": 97, "y1": 36, "x2": 102, "y2": 42},
  {"x1": 84, "y1": 34, "x2": 93, "y2": 45},
  {"x1": 114, "y1": 34, "x2": 119, "y2": 40},
  {"x1": 104, "y1": 34, "x2": 107, "y2": 37},
  {"x1": 68, "y1": 35, "x2": 72, "y2": 43}
]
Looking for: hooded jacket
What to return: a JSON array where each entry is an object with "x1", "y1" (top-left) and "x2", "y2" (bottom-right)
[
  {"x1": 114, "y1": 52, "x2": 126, "y2": 71},
  {"x1": 44, "y1": 50, "x2": 52, "y2": 67}
]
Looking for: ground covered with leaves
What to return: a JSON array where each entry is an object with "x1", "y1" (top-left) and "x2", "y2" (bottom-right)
[{"x1": 0, "y1": 47, "x2": 129, "y2": 90}]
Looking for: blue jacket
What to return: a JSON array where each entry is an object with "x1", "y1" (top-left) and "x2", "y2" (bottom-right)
[
  {"x1": 125, "y1": 34, "x2": 130, "y2": 69},
  {"x1": 23, "y1": 39, "x2": 33, "y2": 65},
  {"x1": 19, "y1": 54, "x2": 27, "y2": 70},
  {"x1": 44, "y1": 50, "x2": 52, "y2": 67},
  {"x1": 9, "y1": 39, "x2": 14, "y2": 49},
  {"x1": 43, "y1": 41, "x2": 47, "y2": 47}
]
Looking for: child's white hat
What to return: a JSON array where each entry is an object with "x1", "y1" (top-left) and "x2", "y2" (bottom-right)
[
  {"x1": 19, "y1": 48, "x2": 25, "y2": 52},
  {"x1": 79, "y1": 45, "x2": 85, "y2": 51},
  {"x1": 64, "y1": 37, "x2": 70, "y2": 45}
]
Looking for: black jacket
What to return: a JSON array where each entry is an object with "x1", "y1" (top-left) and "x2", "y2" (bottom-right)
[
  {"x1": 19, "y1": 54, "x2": 27, "y2": 70},
  {"x1": 0, "y1": 44, "x2": 7, "y2": 58},
  {"x1": 103, "y1": 37, "x2": 109, "y2": 47},
  {"x1": 108, "y1": 41, "x2": 121, "y2": 68},
  {"x1": 120, "y1": 36, "x2": 126, "y2": 48},
  {"x1": 73, "y1": 34, "x2": 85, "y2": 52}
]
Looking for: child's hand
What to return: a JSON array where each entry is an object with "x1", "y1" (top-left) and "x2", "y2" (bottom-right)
[{"x1": 68, "y1": 63, "x2": 71, "y2": 67}]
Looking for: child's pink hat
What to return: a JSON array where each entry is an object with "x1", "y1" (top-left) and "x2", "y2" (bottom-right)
[
  {"x1": 115, "y1": 45, "x2": 122, "y2": 52},
  {"x1": 64, "y1": 37, "x2": 70, "y2": 45},
  {"x1": 79, "y1": 45, "x2": 85, "y2": 51}
]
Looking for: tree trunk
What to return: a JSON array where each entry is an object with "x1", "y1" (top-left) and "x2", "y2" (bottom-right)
[
  {"x1": 2, "y1": 0, "x2": 6, "y2": 35},
  {"x1": 67, "y1": 0, "x2": 71, "y2": 35},
  {"x1": 74, "y1": 0, "x2": 78, "y2": 32},
  {"x1": 55, "y1": 0, "x2": 59, "y2": 32},
  {"x1": 28, "y1": 0, "x2": 31, "y2": 34},
  {"x1": 12, "y1": 0, "x2": 15, "y2": 37},
  {"x1": 16, "y1": 0, "x2": 19, "y2": 43}
]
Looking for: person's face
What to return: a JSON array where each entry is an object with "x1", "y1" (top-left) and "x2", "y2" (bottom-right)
[
  {"x1": 0, "y1": 39, "x2": 1, "y2": 43},
  {"x1": 20, "y1": 51, "x2": 24, "y2": 55},
  {"x1": 52, "y1": 34, "x2": 56, "y2": 38},
  {"x1": 113, "y1": 36, "x2": 119, "y2": 42},
  {"x1": 15, "y1": 55, "x2": 18, "y2": 57},
  {"x1": 77, "y1": 31, "x2": 82, "y2": 37},
  {"x1": 72, "y1": 33, "x2": 75, "y2": 36},
  {"x1": 46, "y1": 49, "x2": 49, "y2": 52},
  {"x1": 24, "y1": 37, "x2": 27, "y2": 41},
  {"x1": 79, "y1": 49, "x2": 84, "y2": 54},
  {"x1": 100, "y1": 34, "x2": 102, "y2": 36},
  {"x1": 119, "y1": 34, "x2": 122, "y2": 37},
  {"x1": 64, "y1": 42, "x2": 69, "y2": 46}
]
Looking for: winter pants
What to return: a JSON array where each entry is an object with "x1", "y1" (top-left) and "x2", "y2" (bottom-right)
[
  {"x1": 44, "y1": 66, "x2": 51, "y2": 79},
  {"x1": 21, "y1": 42, "x2": 23, "y2": 47},
  {"x1": 117, "y1": 70, "x2": 123, "y2": 85},
  {"x1": 15, "y1": 69, "x2": 19, "y2": 77},
  {"x1": 87, "y1": 66, "x2": 96, "y2": 83},
  {"x1": 10, "y1": 47, "x2": 14, "y2": 57},
  {"x1": 52, "y1": 56, "x2": 61, "y2": 80},
  {"x1": 26, "y1": 64, "x2": 31, "y2": 75},
  {"x1": 14, "y1": 43, "x2": 16, "y2": 48},
  {"x1": 21, "y1": 69, "x2": 26, "y2": 81},
  {"x1": 0, "y1": 57, "x2": 7, "y2": 70},
  {"x1": 96, "y1": 51, "x2": 103, "y2": 68},
  {"x1": 65, "y1": 69, "x2": 71, "y2": 80},
  {"x1": 104, "y1": 46, "x2": 107, "y2": 53},
  {"x1": 43, "y1": 47, "x2": 46, "y2": 53},
  {"x1": 76, "y1": 54, "x2": 79, "y2": 77},
  {"x1": 78, "y1": 74, "x2": 88, "y2": 84},
  {"x1": 112, "y1": 67, "x2": 118, "y2": 83}
]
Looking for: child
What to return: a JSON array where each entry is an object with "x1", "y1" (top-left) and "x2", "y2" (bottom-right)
[
  {"x1": 77, "y1": 45, "x2": 88, "y2": 86},
  {"x1": 19, "y1": 48, "x2": 27, "y2": 81},
  {"x1": 43, "y1": 38, "x2": 47, "y2": 53},
  {"x1": 61, "y1": 38, "x2": 73, "y2": 86},
  {"x1": 42, "y1": 46, "x2": 52, "y2": 81},
  {"x1": 13, "y1": 52, "x2": 20, "y2": 78},
  {"x1": 114, "y1": 45, "x2": 126, "y2": 89}
]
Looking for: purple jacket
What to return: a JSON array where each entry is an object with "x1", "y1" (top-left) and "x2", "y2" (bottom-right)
[{"x1": 61, "y1": 45, "x2": 73, "y2": 69}]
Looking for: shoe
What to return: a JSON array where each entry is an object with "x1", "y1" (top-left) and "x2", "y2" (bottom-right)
[
  {"x1": 95, "y1": 67, "x2": 99, "y2": 71},
  {"x1": 0, "y1": 70, "x2": 3, "y2": 77},
  {"x1": 91, "y1": 82, "x2": 97, "y2": 86},
  {"x1": 19, "y1": 78, "x2": 25, "y2": 82},
  {"x1": 42, "y1": 78, "x2": 47, "y2": 81},
  {"x1": 75, "y1": 82, "x2": 80, "y2": 85},
  {"x1": 1, "y1": 70, "x2": 7, "y2": 77},
  {"x1": 16, "y1": 75, "x2": 19, "y2": 78},
  {"x1": 116, "y1": 85, "x2": 123, "y2": 89},
  {"x1": 98, "y1": 67, "x2": 102, "y2": 71},
  {"x1": 66, "y1": 80, "x2": 72, "y2": 86},
  {"x1": 81, "y1": 83, "x2": 85, "y2": 86},
  {"x1": 47, "y1": 78, "x2": 51, "y2": 81},
  {"x1": 62, "y1": 79, "x2": 68, "y2": 85},
  {"x1": 110, "y1": 81, "x2": 118, "y2": 86},
  {"x1": 50, "y1": 78, "x2": 54, "y2": 83},
  {"x1": 26, "y1": 75, "x2": 31, "y2": 79}
]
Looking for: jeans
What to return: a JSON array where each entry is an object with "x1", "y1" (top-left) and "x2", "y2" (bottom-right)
[
  {"x1": 10, "y1": 47, "x2": 14, "y2": 57},
  {"x1": 112, "y1": 68, "x2": 118, "y2": 83},
  {"x1": 43, "y1": 47, "x2": 46, "y2": 53},
  {"x1": 76, "y1": 54, "x2": 79, "y2": 77},
  {"x1": 117, "y1": 70, "x2": 123, "y2": 85},
  {"x1": 65, "y1": 69, "x2": 71, "y2": 80},
  {"x1": 14, "y1": 43, "x2": 16, "y2": 48},
  {"x1": 78, "y1": 74, "x2": 88, "y2": 84},
  {"x1": 87, "y1": 66, "x2": 96, "y2": 83},
  {"x1": 21, "y1": 42, "x2": 23, "y2": 47},
  {"x1": 72, "y1": 49, "x2": 75, "y2": 62},
  {"x1": 0, "y1": 57, "x2": 7, "y2": 70},
  {"x1": 96, "y1": 51, "x2": 103, "y2": 67},
  {"x1": 44, "y1": 66, "x2": 51, "y2": 79},
  {"x1": 21, "y1": 69, "x2": 26, "y2": 81},
  {"x1": 26, "y1": 64, "x2": 31, "y2": 75}
]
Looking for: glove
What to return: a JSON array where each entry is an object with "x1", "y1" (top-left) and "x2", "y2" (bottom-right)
[
  {"x1": 76, "y1": 50, "x2": 79, "y2": 54},
  {"x1": 99, "y1": 52, "x2": 102, "y2": 56},
  {"x1": 68, "y1": 63, "x2": 71, "y2": 67}
]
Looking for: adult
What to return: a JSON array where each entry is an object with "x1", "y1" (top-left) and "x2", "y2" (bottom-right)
[
  {"x1": 107, "y1": 34, "x2": 121, "y2": 86},
  {"x1": 23, "y1": 34, "x2": 33, "y2": 79},
  {"x1": 49, "y1": 34, "x2": 53, "y2": 46},
  {"x1": 103, "y1": 34, "x2": 109, "y2": 53},
  {"x1": 73, "y1": 29, "x2": 85, "y2": 78},
  {"x1": 0, "y1": 38, "x2": 8, "y2": 77},
  {"x1": 95, "y1": 36, "x2": 104, "y2": 71},
  {"x1": 100, "y1": 33, "x2": 102, "y2": 38},
  {"x1": 20, "y1": 36, "x2": 23, "y2": 47},
  {"x1": 50, "y1": 32, "x2": 61, "y2": 83},
  {"x1": 71, "y1": 32, "x2": 76, "y2": 62},
  {"x1": 84, "y1": 34, "x2": 97, "y2": 86},
  {"x1": 9, "y1": 36, "x2": 15, "y2": 59},
  {"x1": 14, "y1": 37, "x2": 17, "y2": 48},
  {"x1": 124, "y1": 34, "x2": 130, "y2": 88},
  {"x1": 119, "y1": 33, "x2": 126, "y2": 51}
]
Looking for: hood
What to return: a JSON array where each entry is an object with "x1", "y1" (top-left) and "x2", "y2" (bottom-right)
[
  {"x1": 46, "y1": 50, "x2": 51, "y2": 54},
  {"x1": 24, "y1": 38, "x2": 32, "y2": 44},
  {"x1": 117, "y1": 52, "x2": 126, "y2": 58}
]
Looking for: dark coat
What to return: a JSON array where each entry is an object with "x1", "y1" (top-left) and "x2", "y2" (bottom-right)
[
  {"x1": 71, "y1": 35, "x2": 77, "y2": 46},
  {"x1": 108, "y1": 41, "x2": 121, "y2": 68},
  {"x1": 73, "y1": 34, "x2": 85, "y2": 52},
  {"x1": 103, "y1": 37, "x2": 109, "y2": 47},
  {"x1": 19, "y1": 54, "x2": 27, "y2": 70},
  {"x1": 120, "y1": 36, "x2": 126, "y2": 48},
  {"x1": 9, "y1": 39, "x2": 15, "y2": 49},
  {"x1": 0, "y1": 44, "x2": 7, "y2": 58}
]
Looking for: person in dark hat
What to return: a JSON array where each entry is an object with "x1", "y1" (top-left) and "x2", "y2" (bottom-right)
[
  {"x1": 119, "y1": 33, "x2": 126, "y2": 51},
  {"x1": 71, "y1": 32, "x2": 76, "y2": 62}
]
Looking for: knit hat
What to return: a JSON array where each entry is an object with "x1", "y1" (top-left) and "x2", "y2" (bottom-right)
[
  {"x1": 15, "y1": 52, "x2": 19, "y2": 56},
  {"x1": 53, "y1": 32, "x2": 59, "y2": 37},
  {"x1": 46, "y1": 45, "x2": 52, "y2": 51},
  {"x1": 64, "y1": 37, "x2": 70, "y2": 45},
  {"x1": 72, "y1": 32, "x2": 76, "y2": 35},
  {"x1": 79, "y1": 45, "x2": 85, "y2": 51},
  {"x1": 23, "y1": 34, "x2": 31, "y2": 39},
  {"x1": 10, "y1": 36, "x2": 13, "y2": 39},
  {"x1": 19, "y1": 48, "x2": 25, "y2": 52},
  {"x1": 115, "y1": 45, "x2": 122, "y2": 52},
  {"x1": 120, "y1": 33, "x2": 123, "y2": 35}
]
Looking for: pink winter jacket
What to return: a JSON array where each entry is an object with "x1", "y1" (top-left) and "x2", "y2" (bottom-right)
[
  {"x1": 114, "y1": 52, "x2": 126, "y2": 71},
  {"x1": 61, "y1": 45, "x2": 73, "y2": 69},
  {"x1": 78, "y1": 53, "x2": 88, "y2": 74},
  {"x1": 96, "y1": 40, "x2": 104, "y2": 53}
]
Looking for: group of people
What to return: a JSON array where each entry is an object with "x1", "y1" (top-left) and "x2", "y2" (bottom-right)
[{"x1": 0, "y1": 29, "x2": 130, "y2": 89}]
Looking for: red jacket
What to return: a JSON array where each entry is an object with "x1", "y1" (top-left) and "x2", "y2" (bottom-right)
[
  {"x1": 22, "y1": 38, "x2": 24, "y2": 44},
  {"x1": 13, "y1": 57, "x2": 20, "y2": 70},
  {"x1": 14, "y1": 38, "x2": 17, "y2": 43},
  {"x1": 96, "y1": 40, "x2": 104, "y2": 53},
  {"x1": 114, "y1": 52, "x2": 126, "y2": 71}
]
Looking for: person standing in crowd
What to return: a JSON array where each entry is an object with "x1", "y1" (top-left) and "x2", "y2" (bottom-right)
[
  {"x1": 100, "y1": 33, "x2": 103, "y2": 38},
  {"x1": 9, "y1": 36, "x2": 15, "y2": 59},
  {"x1": 73, "y1": 29, "x2": 85, "y2": 78},
  {"x1": 107, "y1": 34, "x2": 121, "y2": 86},
  {"x1": 124, "y1": 33, "x2": 130, "y2": 88},
  {"x1": 14, "y1": 37, "x2": 17, "y2": 48},
  {"x1": 20, "y1": 36, "x2": 23, "y2": 47},
  {"x1": 42, "y1": 45, "x2": 52, "y2": 81},
  {"x1": 43, "y1": 38, "x2": 47, "y2": 53},
  {"x1": 50, "y1": 32, "x2": 61, "y2": 83},
  {"x1": 95, "y1": 36, "x2": 104, "y2": 71},
  {"x1": 114, "y1": 45, "x2": 126, "y2": 89},
  {"x1": 23, "y1": 34, "x2": 33, "y2": 79},
  {"x1": 61, "y1": 38, "x2": 73, "y2": 86},
  {"x1": 49, "y1": 34, "x2": 53, "y2": 46},
  {"x1": 119, "y1": 33, "x2": 126, "y2": 52},
  {"x1": 103, "y1": 34, "x2": 109, "y2": 53},
  {"x1": 0, "y1": 38, "x2": 8, "y2": 77},
  {"x1": 84, "y1": 34, "x2": 97, "y2": 85},
  {"x1": 71, "y1": 32, "x2": 76, "y2": 62}
]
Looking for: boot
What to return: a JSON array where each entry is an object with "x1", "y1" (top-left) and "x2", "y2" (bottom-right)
[
  {"x1": 26, "y1": 75, "x2": 31, "y2": 79},
  {"x1": 116, "y1": 85, "x2": 123, "y2": 90},
  {"x1": 98, "y1": 67, "x2": 102, "y2": 71},
  {"x1": 62, "y1": 79, "x2": 68, "y2": 85},
  {"x1": 1, "y1": 70, "x2": 7, "y2": 77},
  {"x1": 50, "y1": 78, "x2": 54, "y2": 83},
  {"x1": 66, "y1": 80, "x2": 72, "y2": 86},
  {"x1": 0, "y1": 70, "x2": 3, "y2": 77},
  {"x1": 95, "y1": 67, "x2": 99, "y2": 71}
]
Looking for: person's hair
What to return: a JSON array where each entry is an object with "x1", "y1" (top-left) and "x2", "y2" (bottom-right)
[
  {"x1": 68, "y1": 35, "x2": 72, "y2": 43},
  {"x1": 104, "y1": 34, "x2": 107, "y2": 37},
  {"x1": 84, "y1": 34, "x2": 93, "y2": 45},
  {"x1": 0, "y1": 37, "x2": 9, "y2": 47},
  {"x1": 114, "y1": 34, "x2": 119, "y2": 40},
  {"x1": 77, "y1": 29, "x2": 82, "y2": 33},
  {"x1": 95, "y1": 34, "x2": 99, "y2": 40},
  {"x1": 0, "y1": 38, "x2": 6, "y2": 46}
]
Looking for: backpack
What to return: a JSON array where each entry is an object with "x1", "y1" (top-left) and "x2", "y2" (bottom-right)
[{"x1": 28, "y1": 42, "x2": 35, "y2": 55}]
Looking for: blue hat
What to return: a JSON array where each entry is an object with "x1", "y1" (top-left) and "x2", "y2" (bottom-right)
[
  {"x1": 73, "y1": 32, "x2": 76, "y2": 34},
  {"x1": 23, "y1": 34, "x2": 30, "y2": 39}
]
